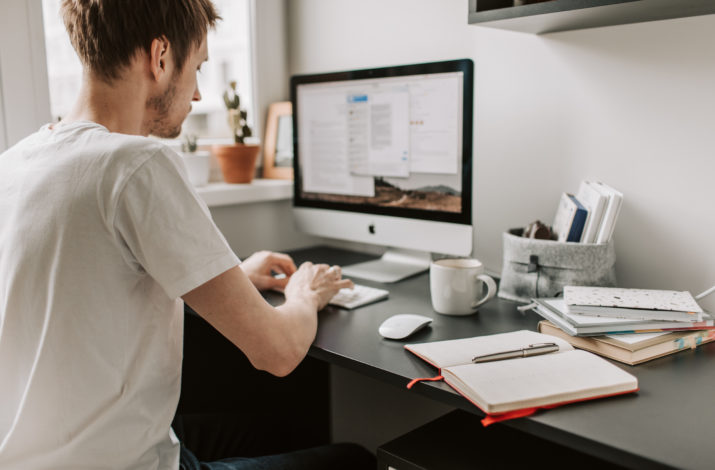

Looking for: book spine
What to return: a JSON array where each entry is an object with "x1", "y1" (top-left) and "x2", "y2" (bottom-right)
[
  {"x1": 595, "y1": 183, "x2": 623, "y2": 244},
  {"x1": 577, "y1": 181, "x2": 607, "y2": 244},
  {"x1": 566, "y1": 195, "x2": 588, "y2": 242},
  {"x1": 552, "y1": 192, "x2": 577, "y2": 242},
  {"x1": 532, "y1": 302, "x2": 580, "y2": 336}
]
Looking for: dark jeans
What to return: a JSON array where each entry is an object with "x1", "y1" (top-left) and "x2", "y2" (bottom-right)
[
  {"x1": 179, "y1": 442, "x2": 376, "y2": 470},
  {"x1": 173, "y1": 413, "x2": 375, "y2": 470}
]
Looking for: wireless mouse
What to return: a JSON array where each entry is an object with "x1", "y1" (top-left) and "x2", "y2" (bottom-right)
[{"x1": 378, "y1": 314, "x2": 433, "y2": 340}]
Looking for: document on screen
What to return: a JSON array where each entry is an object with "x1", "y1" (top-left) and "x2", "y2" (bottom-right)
[
  {"x1": 298, "y1": 87, "x2": 375, "y2": 196},
  {"x1": 408, "y1": 75, "x2": 461, "y2": 175}
]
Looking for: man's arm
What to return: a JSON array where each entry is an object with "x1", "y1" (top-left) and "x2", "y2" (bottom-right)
[{"x1": 182, "y1": 260, "x2": 352, "y2": 377}]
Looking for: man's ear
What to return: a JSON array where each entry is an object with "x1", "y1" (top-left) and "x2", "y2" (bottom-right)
[{"x1": 149, "y1": 36, "x2": 171, "y2": 82}]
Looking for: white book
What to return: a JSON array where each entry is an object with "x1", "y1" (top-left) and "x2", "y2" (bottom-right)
[
  {"x1": 594, "y1": 182, "x2": 623, "y2": 244},
  {"x1": 405, "y1": 330, "x2": 638, "y2": 416},
  {"x1": 532, "y1": 298, "x2": 713, "y2": 336},
  {"x1": 576, "y1": 180, "x2": 607, "y2": 244},
  {"x1": 564, "y1": 286, "x2": 705, "y2": 322},
  {"x1": 568, "y1": 304, "x2": 704, "y2": 323}
]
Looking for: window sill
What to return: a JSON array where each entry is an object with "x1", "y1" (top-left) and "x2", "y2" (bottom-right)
[{"x1": 196, "y1": 179, "x2": 293, "y2": 208}]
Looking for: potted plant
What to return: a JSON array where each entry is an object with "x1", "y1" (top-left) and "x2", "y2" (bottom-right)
[
  {"x1": 179, "y1": 133, "x2": 211, "y2": 186},
  {"x1": 212, "y1": 81, "x2": 260, "y2": 184}
]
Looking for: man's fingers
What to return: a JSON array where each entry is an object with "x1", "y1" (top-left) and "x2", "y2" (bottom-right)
[
  {"x1": 270, "y1": 252, "x2": 298, "y2": 275},
  {"x1": 314, "y1": 263, "x2": 330, "y2": 274},
  {"x1": 326, "y1": 265, "x2": 342, "y2": 279},
  {"x1": 270, "y1": 275, "x2": 290, "y2": 290},
  {"x1": 335, "y1": 278, "x2": 354, "y2": 290}
]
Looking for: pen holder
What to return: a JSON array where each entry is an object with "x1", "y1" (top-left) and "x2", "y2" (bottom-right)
[{"x1": 498, "y1": 229, "x2": 617, "y2": 303}]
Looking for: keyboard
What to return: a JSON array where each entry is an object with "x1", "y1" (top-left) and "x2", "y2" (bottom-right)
[{"x1": 329, "y1": 284, "x2": 389, "y2": 310}]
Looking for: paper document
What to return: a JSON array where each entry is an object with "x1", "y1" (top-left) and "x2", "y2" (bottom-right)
[
  {"x1": 297, "y1": 88, "x2": 375, "y2": 196},
  {"x1": 347, "y1": 88, "x2": 410, "y2": 178},
  {"x1": 408, "y1": 75, "x2": 461, "y2": 175}
]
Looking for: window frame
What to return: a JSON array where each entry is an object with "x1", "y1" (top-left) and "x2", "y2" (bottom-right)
[
  {"x1": 0, "y1": 0, "x2": 261, "y2": 152},
  {"x1": 0, "y1": 0, "x2": 51, "y2": 151}
]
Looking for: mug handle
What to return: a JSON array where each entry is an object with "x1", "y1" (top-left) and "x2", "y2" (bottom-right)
[{"x1": 471, "y1": 273, "x2": 497, "y2": 309}]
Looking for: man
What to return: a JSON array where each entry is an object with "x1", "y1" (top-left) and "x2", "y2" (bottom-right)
[{"x1": 0, "y1": 0, "x2": 374, "y2": 468}]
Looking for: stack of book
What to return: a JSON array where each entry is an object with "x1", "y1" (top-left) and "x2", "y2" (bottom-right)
[
  {"x1": 530, "y1": 286, "x2": 715, "y2": 365},
  {"x1": 552, "y1": 180, "x2": 622, "y2": 243}
]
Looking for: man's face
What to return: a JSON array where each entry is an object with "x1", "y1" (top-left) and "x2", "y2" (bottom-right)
[{"x1": 146, "y1": 38, "x2": 208, "y2": 138}]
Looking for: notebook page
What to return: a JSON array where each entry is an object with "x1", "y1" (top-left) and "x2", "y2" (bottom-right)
[
  {"x1": 405, "y1": 330, "x2": 573, "y2": 369},
  {"x1": 443, "y1": 350, "x2": 637, "y2": 414}
]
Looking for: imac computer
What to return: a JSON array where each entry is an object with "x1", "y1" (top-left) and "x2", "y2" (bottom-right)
[{"x1": 291, "y1": 59, "x2": 473, "y2": 283}]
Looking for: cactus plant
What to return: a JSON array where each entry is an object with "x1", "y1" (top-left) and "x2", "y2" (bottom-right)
[
  {"x1": 213, "y1": 80, "x2": 260, "y2": 183},
  {"x1": 223, "y1": 81, "x2": 253, "y2": 144}
]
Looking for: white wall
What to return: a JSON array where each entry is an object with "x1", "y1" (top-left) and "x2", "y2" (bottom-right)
[
  {"x1": 253, "y1": 0, "x2": 290, "y2": 163},
  {"x1": 287, "y1": 0, "x2": 715, "y2": 311},
  {"x1": 209, "y1": 199, "x2": 318, "y2": 257}
]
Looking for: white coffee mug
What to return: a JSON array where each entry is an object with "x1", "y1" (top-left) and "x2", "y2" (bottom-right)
[{"x1": 430, "y1": 258, "x2": 497, "y2": 316}]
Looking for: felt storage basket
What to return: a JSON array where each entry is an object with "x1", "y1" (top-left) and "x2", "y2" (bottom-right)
[{"x1": 498, "y1": 228, "x2": 616, "y2": 303}]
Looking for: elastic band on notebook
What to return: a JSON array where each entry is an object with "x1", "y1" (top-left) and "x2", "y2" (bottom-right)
[
  {"x1": 406, "y1": 375, "x2": 443, "y2": 389},
  {"x1": 517, "y1": 302, "x2": 537, "y2": 313}
]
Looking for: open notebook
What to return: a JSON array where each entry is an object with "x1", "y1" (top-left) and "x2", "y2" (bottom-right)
[{"x1": 405, "y1": 330, "x2": 638, "y2": 425}]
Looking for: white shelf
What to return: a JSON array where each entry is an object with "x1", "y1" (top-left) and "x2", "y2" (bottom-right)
[{"x1": 195, "y1": 179, "x2": 293, "y2": 207}]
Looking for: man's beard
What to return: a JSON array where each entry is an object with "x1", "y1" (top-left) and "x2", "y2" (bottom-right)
[{"x1": 146, "y1": 83, "x2": 183, "y2": 138}]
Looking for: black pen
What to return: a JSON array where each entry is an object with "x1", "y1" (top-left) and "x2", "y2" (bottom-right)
[{"x1": 472, "y1": 342, "x2": 560, "y2": 364}]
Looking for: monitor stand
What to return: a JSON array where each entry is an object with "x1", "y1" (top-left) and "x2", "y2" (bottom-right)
[{"x1": 341, "y1": 248, "x2": 432, "y2": 283}]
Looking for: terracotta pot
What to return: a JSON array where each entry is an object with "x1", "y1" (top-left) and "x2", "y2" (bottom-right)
[{"x1": 212, "y1": 144, "x2": 260, "y2": 184}]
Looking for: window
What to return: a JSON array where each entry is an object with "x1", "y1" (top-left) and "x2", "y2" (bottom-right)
[{"x1": 41, "y1": 0, "x2": 255, "y2": 141}]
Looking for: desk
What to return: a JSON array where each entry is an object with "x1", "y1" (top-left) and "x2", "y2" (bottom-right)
[{"x1": 266, "y1": 246, "x2": 715, "y2": 470}]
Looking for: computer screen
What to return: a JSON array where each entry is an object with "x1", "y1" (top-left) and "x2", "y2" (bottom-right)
[{"x1": 291, "y1": 59, "x2": 473, "y2": 282}]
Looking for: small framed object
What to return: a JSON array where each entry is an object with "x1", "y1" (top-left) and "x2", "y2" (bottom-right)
[{"x1": 262, "y1": 101, "x2": 293, "y2": 179}]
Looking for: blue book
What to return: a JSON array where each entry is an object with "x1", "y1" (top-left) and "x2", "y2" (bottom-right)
[
  {"x1": 552, "y1": 193, "x2": 589, "y2": 242},
  {"x1": 566, "y1": 194, "x2": 588, "y2": 242}
]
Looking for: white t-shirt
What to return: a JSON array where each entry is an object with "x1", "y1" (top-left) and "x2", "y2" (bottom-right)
[{"x1": 0, "y1": 122, "x2": 240, "y2": 469}]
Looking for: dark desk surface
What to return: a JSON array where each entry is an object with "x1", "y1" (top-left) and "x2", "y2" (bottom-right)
[{"x1": 265, "y1": 246, "x2": 715, "y2": 470}]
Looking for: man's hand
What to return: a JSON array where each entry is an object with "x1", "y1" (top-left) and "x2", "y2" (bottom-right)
[
  {"x1": 284, "y1": 262, "x2": 354, "y2": 310},
  {"x1": 239, "y1": 250, "x2": 297, "y2": 291},
  {"x1": 183, "y1": 257, "x2": 352, "y2": 377}
]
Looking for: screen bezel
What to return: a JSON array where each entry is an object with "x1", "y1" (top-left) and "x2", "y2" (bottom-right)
[{"x1": 290, "y1": 58, "x2": 473, "y2": 225}]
